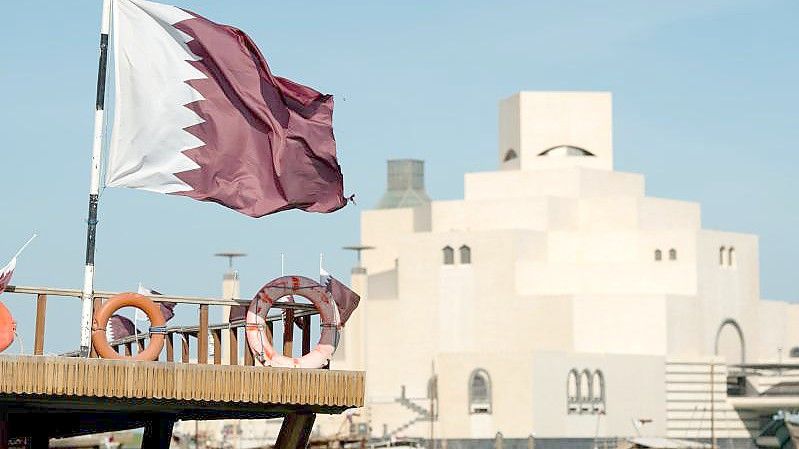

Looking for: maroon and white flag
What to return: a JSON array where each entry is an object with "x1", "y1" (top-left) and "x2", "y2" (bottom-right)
[
  {"x1": 106, "y1": 0, "x2": 347, "y2": 217},
  {"x1": 320, "y1": 266, "x2": 360, "y2": 326},
  {"x1": 0, "y1": 234, "x2": 37, "y2": 296},
  {"x1": 0, "y1": 258, "x2": 15, "y2": 296},
  {"x1": 106, "y1": 284, "x2": 176, "y2": 340}
]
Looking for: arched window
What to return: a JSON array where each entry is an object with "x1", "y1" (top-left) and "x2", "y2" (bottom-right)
[
  {"x1": 442, "y1": 246, "x2": 454, "y2": 265},
  {"x1": 567, "y1": 369, "x2": 579, "y2": 414},
  {"x1": 728, "y1": 247, "x2": 736, "y2": 267},
  {"x1": 503, "y1": 149, "x2": 518, "y2": 162},
  {"x1": 459, "y1": 245, "x2": 471, "y2": 264},
  {"x1": 714, "y1": 318, "x2": 746, "y2": 366},
  {"x1": 669, "y1": 249, "x2": 677, "y2": 261},
  {"x1": 591, "y1": 370, "x2": 606, "y2": 412},
  {"x1": 579, "y1": 369, "x2": 592, "y2": 413},
  {"x1": 654, "y1": 249, "x2": 662, "y2": 261},
  {"x1": 468, "y1": 369, "x2": 492, "y2": 414},
  {"x1": 719, "y1": 246, "x2": 726, "y2": 266}
]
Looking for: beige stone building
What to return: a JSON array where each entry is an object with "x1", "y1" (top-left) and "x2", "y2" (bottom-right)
[{"x1": 330, "y1": 91, "x2": 799, "y2": 448}]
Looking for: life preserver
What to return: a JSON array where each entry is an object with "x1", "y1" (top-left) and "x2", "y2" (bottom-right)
[
  {"x1": 91, "y1": 293, "x2": 166, "y2": 361},
  {"x1": 246, "y1": 276, "x2": 339, "y2": 368},
  {"x1": 0, "y1": 302, "x2": 15, "y2": 353}
]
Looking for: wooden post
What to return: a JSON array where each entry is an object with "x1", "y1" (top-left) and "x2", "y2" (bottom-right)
[
  {"x1": 283, "y1": 310, "x2": 294, "y2": 357},
  {"x1": 302, "y1": 317, "x2": 311, "y2": 355},
  {"x1": 33, "y1": 294, "x2": 47, "y2": 355},
  {"x1": 274, "y1": 413, "x2": 316, "y2": 449},
  {"x1": 124, "y1": 343, "x2": 132, "y2": 357},
  {"x1": 244, "y1": 341, "x2": 254, "y2": 366},
  {"x1": 212, "y1": 329, "x2": 222, "y2": 365},
  {"x1": 142, "y1": 414, "x2": 176, "y2": 449},
  {"x1": 137, "y1": 336, "x2": 146, "y2": 353},
  {"x1": 198, "y1": 305, "x2": 208, "y2": 364},
  {"x1": 166, "y1": 333, "x2": 174, "y2": 362},
  {"x1": 266, "y1": 321, "x2": 274, "y2": 344},
  {"x1": 229, "y1": 327, "x2": 238, "y2": 366},
  {"x1": 181, "y1": 334, "x2": 190, "y2": 364}
]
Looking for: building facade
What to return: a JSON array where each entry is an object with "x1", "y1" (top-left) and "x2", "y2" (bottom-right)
[{"x1": 330, "y1": 91, "x2": 799, "y2": 448}]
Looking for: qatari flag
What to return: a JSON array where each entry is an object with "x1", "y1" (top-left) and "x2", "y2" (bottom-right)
[
  {"x1": 106, "y1": 0, "x2": 347, "y2": 217},
  {"x1": 138, "y1": 285, "x2": 176, "y2": 322},
  {"x1": 320, "y1": 267, "x2": 360, "y2": 326},
  {"x1": 106, "y1": 284, "x2": 176, "y2": 340},
  {"x1": 0, "y1": 258, "x2": 16, "y2": 296},
  {"x1": 106, "y1": 315, "x2": 137, "y2": 341}
]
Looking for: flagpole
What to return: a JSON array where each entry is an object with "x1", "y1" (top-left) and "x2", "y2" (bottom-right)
[
  {"x1": 12, "y1": 234, "x2": 37, "y2": 261},
  {"x1": 79, "y1": 0, "x2": 112, "y2": 357}
]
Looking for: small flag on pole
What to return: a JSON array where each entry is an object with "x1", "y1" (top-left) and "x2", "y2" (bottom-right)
[
  {"x1": 106, "y1": 284, "x2": 176, "y2": 340},
  {"x1": 0, "y1": 234, "x2": 37, "y2": 296},
  {"x1": 106, "y1": 315, "x2": 137, "y2": 341},
  {"x1": 138, "y1": 284, "x2": 176, "y2": 322},
  {"x1": 320, "y1": 258, "x2": 360, "y2": 326},
  {"x1": 0, "y1": 259, "x2": 16, "y2": 296},
  {"x1": 106, "y1": 0, "x2": 348, "y2": 218}
]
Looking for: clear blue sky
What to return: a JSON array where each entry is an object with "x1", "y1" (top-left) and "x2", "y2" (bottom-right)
[{"x1": 0, "y1": 0, "x2": 797, "y2": 354}]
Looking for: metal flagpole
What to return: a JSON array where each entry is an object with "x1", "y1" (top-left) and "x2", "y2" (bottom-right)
[{"x1": 79, "y1": 0, "x2": 112, "y2": 357}]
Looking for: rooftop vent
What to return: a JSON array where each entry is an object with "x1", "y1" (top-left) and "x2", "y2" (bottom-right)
[{"x1": 377, "y1": 159, "x2": 431, "y2": 209}]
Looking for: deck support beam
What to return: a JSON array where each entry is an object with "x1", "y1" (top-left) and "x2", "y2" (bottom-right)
[
  {"x1": 275, "y1": 413, "x2": 315, "y2": 449},
  {"x1": 30, "y1": 432, "x2": 49, "y2": 449},
  {"x1": 142, "y1": 414, "x2": 176, "y2": 449},
  {"x1": 0, "y1": 411, "x2": 7, "y2": 449}
]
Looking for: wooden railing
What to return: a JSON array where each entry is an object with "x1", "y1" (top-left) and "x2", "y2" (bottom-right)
[{"x1": 4, "y1": 285, "x2": 319, "y2": 365}]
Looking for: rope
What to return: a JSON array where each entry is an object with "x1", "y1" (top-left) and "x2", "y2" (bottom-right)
[{"x1": 13, "y1": 332, "x2": 24, "y2": 355}]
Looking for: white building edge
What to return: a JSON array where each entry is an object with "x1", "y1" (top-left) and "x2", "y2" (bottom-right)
[{"x1": 327, "y1": 91, "x2": 799, "y2": 448}]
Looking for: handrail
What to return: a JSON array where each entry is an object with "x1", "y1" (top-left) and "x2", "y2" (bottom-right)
[
  {"x1": 5, "y1": 285, "x2": 319, "y2": 365},
  {"x1": 4, "y1": 284, "x2": 317, "y2": 310},
  {"x1": 101, "y1": 312, "x2": 317, "y2": 347}
]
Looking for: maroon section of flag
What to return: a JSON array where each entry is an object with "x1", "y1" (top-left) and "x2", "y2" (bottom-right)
[
  {"x1": 321, "y1": 272, "x2": 361, "y2": 326},
  {"x1": 171, "y1": 12, "x2": 347, "y2": 218},
  {"x1": 108, "y1": 286, "x2": 176, "y2": 340},
  {"x1": 139, "y1": 286, "x2": 176, "y2": 322},
  {"x1": 229, "y1": 304, "x2": 246, "y2": 323},
  {"x1": 0, "y1": 259, "x2": 16, "y2": 295},
  {"x1": 108, "y1": 315, "x2": 138, "y2": 340}
]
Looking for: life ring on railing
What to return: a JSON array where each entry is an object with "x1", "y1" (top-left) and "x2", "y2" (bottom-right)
[
  {"x1": 91, "y1": 292, "x2": 166, "y2": 361},
  {"x1": 0, "y1": 302, "x2": 15, "y2": 353},
  {"x1": 246, "y1": 276, "x2": 339, "y2": 368}
]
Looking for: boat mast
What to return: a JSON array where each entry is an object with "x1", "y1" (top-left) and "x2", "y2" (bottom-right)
[{"x1": 79, "y1": 0, "x2": 112, "y2": 357}]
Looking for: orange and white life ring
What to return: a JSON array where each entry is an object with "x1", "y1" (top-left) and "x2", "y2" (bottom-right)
[
  {"x1": 246, "y1": 276, "x2": 339, "y2": 368},
  {"x1": 91, "y1": 292, "x2": 166, "y2": 361},
  {"x1": 0, "y1": 302, "x2": 15, "y2": 353}
]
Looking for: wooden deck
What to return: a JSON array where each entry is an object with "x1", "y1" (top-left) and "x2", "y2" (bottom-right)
[
  {"x1": 0, "y1": 286, "x2": 363, "y2": 448},
  {"x1": 0, "y1": 356, "x2": 362, "y2": 410},
  {"x1": 0, "y1": 356, "x2": 364, "y2": 448}
]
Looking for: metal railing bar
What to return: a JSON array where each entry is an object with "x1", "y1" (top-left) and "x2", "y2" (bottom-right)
[
  {"x1": 59, "y1": 309, "x2": 321, "y2": 355},
  {"x1": 5, "y1": 285, "x2": 317, "y2": 310}
]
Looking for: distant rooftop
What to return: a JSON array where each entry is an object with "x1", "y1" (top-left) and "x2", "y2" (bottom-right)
[{"x1": 377, "y1": 159, "x2": 431, "y2": 209}]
